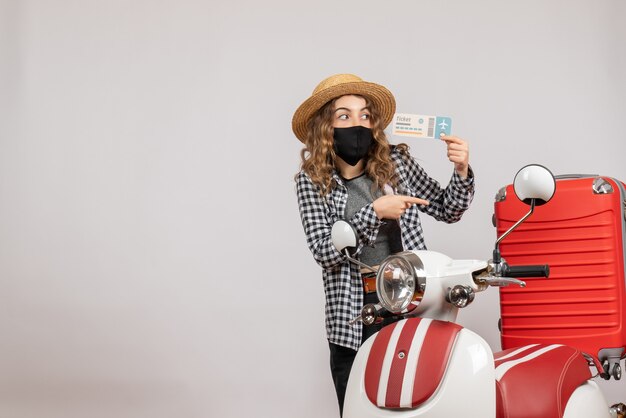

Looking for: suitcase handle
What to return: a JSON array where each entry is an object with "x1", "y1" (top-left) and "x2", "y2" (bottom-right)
[
  {"x1": 503, "y1": 264, "x2": 550, "y2": 278},
  {"x1": 555, "y1": 174, "x2": 599, "y2": 179}
]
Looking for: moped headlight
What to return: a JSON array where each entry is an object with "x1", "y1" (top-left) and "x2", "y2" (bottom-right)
[{"x1": 376, "y1": 251, "x2": 426, "y2": 313}]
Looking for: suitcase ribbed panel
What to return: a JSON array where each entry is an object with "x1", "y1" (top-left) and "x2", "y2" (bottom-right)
[{"x1": 495, "y1": 177, "x2": 626, "y2": 361}]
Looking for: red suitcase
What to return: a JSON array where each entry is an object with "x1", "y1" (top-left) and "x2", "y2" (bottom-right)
[{"x1": 494, "y1": 174, "x2": 626, "y2": 377}]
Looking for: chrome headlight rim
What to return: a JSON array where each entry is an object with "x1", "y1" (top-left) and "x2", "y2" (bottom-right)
[{"x1": 376, "y1": 251, "x2": 427, "y2": 313}]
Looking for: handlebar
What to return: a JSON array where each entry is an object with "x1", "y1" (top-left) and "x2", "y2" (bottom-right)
[{"x1": 502, "y1": 264, "x2": 550, "y2": 278}]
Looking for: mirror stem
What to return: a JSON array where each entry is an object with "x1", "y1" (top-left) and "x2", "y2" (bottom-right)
[
  {"x1": 494, "y1": 199, "x2": 536, "y2": 260},
  {"x1": 343, "y1": 250, "x2": 378, "y2": 273}
]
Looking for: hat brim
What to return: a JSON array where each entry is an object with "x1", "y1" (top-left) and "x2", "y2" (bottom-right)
[{"x1": 292, "y1": 81, "x2": 396, "y2": 143}]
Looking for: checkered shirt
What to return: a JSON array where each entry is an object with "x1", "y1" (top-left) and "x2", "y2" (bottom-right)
[{"x1": 295, "y1": 147, "x2": 475, "y2": 351}]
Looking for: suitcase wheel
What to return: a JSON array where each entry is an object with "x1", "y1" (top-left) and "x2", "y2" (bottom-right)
[
  {"x1": 612, "y1": 363, "x2": 622, "y2": 380},
  {"x1": 602, "y1": 359, "x2": 623, "y2": 380}
]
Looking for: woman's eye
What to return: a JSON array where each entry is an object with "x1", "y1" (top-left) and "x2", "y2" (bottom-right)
[
  {"x1": 361, "y1": 114, "x2": 370, "y2": 120},
  {"x1": 338, "y1": 114, "x2": 348, "y2": 120}
]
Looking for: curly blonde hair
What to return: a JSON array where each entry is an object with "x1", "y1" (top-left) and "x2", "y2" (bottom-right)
[{"x1": 297, "y1": 95, "x2": 407, "y2": 196}]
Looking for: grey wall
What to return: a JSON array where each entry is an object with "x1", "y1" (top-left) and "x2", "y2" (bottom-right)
[{"x1": 0, "y1": 0, "x2": 624, "y2": 417}]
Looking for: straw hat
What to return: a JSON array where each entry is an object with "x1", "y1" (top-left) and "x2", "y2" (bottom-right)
[{"x1": 292, "y1": 74, "x2": 396, "y2": 143}]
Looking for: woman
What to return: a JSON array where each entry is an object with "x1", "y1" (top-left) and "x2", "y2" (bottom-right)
[{"x1": 293, "y1": 74, "x2": 474, "y2": 416}]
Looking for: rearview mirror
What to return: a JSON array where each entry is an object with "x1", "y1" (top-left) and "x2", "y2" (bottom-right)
[
  {"x1": 513, "y1": 164, "x2": 556, "y2": 206},
  {"x1": 493, "y1": 164, "x2": 556, "y2": 266},
  {"x1": 331, "y1": 220, "x2": 357, "y2": 252},
  {"x1": 330, "y1": 221, "x2": 377, "y2": 273}
]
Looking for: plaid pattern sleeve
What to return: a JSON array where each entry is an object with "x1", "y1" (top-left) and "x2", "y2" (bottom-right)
[
  {"x1": 393, "y1": 148, "x2": 475, "y2": 224},
  {"x1": 348, "y1": 202, "x2": 383, "y2": 255},
  {"x1": 296, "y1": 171, "x2": 384, "y2": 268},
  {"x1": 295, "y1": 171, "x2": 347, "y2": 270}
]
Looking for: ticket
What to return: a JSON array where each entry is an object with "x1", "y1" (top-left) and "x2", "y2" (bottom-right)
[{"x1": 391, "y1": 113, "x2": 452, "y2": 139}]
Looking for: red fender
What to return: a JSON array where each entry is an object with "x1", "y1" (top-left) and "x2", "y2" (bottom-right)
[{"x1": 364, "y1": 318, "x2": 462, "y2": 409}]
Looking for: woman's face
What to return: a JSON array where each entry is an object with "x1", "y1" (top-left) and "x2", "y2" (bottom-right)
[{"x1": 331, "y1": 95, "x2": 371, "y2": 129}]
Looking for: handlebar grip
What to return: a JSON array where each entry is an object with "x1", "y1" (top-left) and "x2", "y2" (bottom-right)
[{"x1": 503, "y1": 264, "x2": 550, "y2": 278}]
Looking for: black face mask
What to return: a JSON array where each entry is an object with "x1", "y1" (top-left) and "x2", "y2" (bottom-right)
[{"x1": 333, "y1": 126, "x2": 374, "y2": 166}]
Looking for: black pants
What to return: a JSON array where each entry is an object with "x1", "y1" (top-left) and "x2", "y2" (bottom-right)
[{"x1": 328, "y1": 292, "x2": 387, "y2": 417}]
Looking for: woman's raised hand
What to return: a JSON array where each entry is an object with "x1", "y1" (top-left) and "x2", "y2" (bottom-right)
[
  {"x1": 373, "y1": 194, "x2": 429, "y2": 220},
  {"x1": 441, "y1": 135, "x2": 469, "y2": 179}
]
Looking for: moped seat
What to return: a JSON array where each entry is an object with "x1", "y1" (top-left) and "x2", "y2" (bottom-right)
[{"x1": 495, "y1": 344, "x2": 592, "y2": 418}]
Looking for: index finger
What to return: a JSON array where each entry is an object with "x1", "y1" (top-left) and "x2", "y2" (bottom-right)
[
  {"x1": 400, "y1": 196, "x2": 430, "y2": 206},
  {"x1": 440, "y1": 135, "x2": 465, "y2": 145}
]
